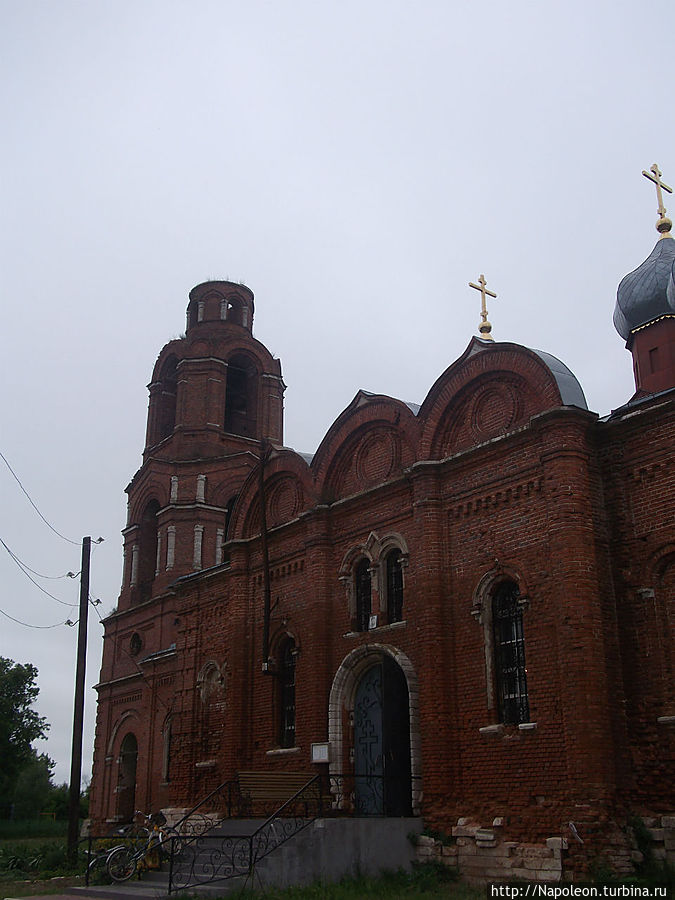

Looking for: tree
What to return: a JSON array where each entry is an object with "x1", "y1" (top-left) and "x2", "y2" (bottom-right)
[
  {"x1": 0, "y1": 657, "x2": 49, "y2": 804},
  {"x1": 11, "y1": 751, "x2": 55, "y2": 819}
]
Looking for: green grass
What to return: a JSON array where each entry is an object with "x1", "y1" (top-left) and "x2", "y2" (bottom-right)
[
  {"x1": 0, "y1": 824, "x2": 87, "y2": 887},
  {"x1": 229, "y1": 864, "x2": 481, "y2": 899},
  {"x1": 0, "y1": 840, "x2": 74, "y2": 880}
]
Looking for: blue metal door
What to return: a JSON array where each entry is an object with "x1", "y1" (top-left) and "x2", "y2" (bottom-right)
[
  {"x1": 353, "y1": 658, "x2": 412, "y2": 816},
  {"x1": 354, "y1": 664, "x2": 385, "y2": 814}
]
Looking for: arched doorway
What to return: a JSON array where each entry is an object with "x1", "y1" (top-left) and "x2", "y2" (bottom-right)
[
  {"x1": 329, "y1": 644, "x2": 421, "y2": 817},
  {"x1": 353, "y1": 655, "x2": 412, "y2": 815},
  {"x1": 117, "y1": 733, "x2": 138, "y2": 822}
]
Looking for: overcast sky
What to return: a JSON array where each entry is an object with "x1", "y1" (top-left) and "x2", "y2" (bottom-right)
[{"x1": 1, "y1": 0, "x2": 673, "y2": 788}]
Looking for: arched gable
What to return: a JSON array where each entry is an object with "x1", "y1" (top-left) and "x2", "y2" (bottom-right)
[
  {"x1": 229, "y1": 447, "x2": 315, "y2": 540},
  {"x1": 106, "y1": 709, "x2": 142, "y2": 757},
  {"x1": 419, "y1": 339, "x2": 586, "y2": 459},
  {"x1": 311, "y1": 392, "x2": 419, "y2": 503},
  {"x1": 150, "y1": 339, "x2": 185, "y2": 384},
  {"x1": 127, "y1": 470, "x2": 169, "y2": 526}
]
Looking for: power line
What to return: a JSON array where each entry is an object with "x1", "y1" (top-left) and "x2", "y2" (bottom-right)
[
  {"x1": 0, "y1": 606, "x2": 76, "y2": 629},
  {"x1": 1, "y1": 538, "x2": 78, "y2": 607},
  {"x1": 0, "y1": 450, "x2": 80, "y2": 545},
  {"x1": 0, "y1": 537, "x2": 77, "y2": 579}
]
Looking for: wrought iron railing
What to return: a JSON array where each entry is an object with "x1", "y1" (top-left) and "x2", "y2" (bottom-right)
[
  {"x1": 168, "y1": 774, "x2": 323, "y2": 893},
  {"x1": 167, "y1": 772, "x2": 421, "y2": 893},
  {"x1": 172, "y1": 776, "x2": 241, "y2": 833}
]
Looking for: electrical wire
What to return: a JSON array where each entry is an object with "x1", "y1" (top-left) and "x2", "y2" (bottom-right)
[
  {"x1": 1, "y1": 538, "x2": 78, "y2": 607},
  {"x1": 0, "y1": 450, "x2": 80, "y2": 545},
  {"x1": 0, "y1": 607, "x2": 76, "y2": 629},
  {"x1": 0, "y1": 537, "x2": 77, "y2": 579}
]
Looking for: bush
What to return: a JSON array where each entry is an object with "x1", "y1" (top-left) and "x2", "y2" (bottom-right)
[{"x1": 0, "y1": 841, "x2": 70, "y2": 877}]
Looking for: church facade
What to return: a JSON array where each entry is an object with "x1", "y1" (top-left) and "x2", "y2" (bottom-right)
[{"x1": 89, "y1": 193, "x2": 675, "y2": 873}]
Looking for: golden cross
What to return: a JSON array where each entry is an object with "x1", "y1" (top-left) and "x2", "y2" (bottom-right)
[
  {"x1": 642, "y1": 163, "x2": 673, "y2": 236},
  {"x1": 469, "y1": 274, "x2": 497, "y2": 340}
]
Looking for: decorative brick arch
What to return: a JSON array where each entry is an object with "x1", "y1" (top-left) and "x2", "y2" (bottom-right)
[
  {"x1": 106, "y1": 709, "x2": 141, "y2": 757},
  {"x1": 327, "y1": 643, "x2": 422, "y2": 814},
  {"x1": 472, "y1": 565, "x2": 532, "y2": 724}
]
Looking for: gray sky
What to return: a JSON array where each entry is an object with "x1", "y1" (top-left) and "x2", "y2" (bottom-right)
[{"x1": 1, "y1": 0, "x2": 673, "y2": 787}]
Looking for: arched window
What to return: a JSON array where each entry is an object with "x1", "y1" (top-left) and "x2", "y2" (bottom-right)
[
  {"x1": 278, "y1": 639, "x2": 296, "y2": 748},
  {"x1": 384, "y1": 549, "x2": 404, "y2": 624},
  {"x1": 492, "y1": 581, "x2": 529, "y2": 724},
  {"x1": 225, "y1": 297, "x2": 248, "y2": 327},
  {"x1": 157, "y1": 356, "x2": 177, "y2": 441},
  {"x1": 355, "y1": 559, "x2": 371, "y2": 632},
  {"x1": 224, "y1": 354, "x2": 258, "y2": 438},
  {"x1": 138, "y1": 500, "x2": 160, "y2": 602}
]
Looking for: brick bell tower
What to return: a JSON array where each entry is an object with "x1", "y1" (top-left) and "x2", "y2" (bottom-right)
[{"x1": 118, "y1": 281, "x2": 285, "y2": 610}]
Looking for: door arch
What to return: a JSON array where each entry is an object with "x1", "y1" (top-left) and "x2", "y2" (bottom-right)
[{"x1": 328, "y1": 644, "x2": 421, "y2": 816}]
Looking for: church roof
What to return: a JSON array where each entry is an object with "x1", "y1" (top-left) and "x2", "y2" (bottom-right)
[
  {"x1": 529, "y1": 348, "x2": 588, "y2": 409},
  {"x1": 613, "y1": 237, "x2": 675, "y2": 340}
]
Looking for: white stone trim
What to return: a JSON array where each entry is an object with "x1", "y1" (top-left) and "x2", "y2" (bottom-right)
[
  {"x1": 196, "y1": 474, "x2": 206, "y2": 503},
  {"x1": 193, "y1": 525, "x2": 204, "y2": 570},
  {"x1": 166, "y1": 526, "x2": 176, "y2": 570},
  {"x1": 155, "y1": 532, "x2": 162, "y2": 576},
  {"x1": 130, "y1": 544, "x2": 139, "y2": 586}
]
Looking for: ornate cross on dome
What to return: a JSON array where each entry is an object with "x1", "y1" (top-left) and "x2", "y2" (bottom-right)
[
  {"x1": 642, "y1": 163, "x2": 673, "y2": 237},
  {"x1": 469, "y1": 274, "x2": 497, "y2": 341}
]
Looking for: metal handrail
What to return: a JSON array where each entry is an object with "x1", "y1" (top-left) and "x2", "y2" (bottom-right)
[
  {"x1": 167, "y1": 771, "x2": 420, "y2": 893},
  {"x1": 248, "y1": 773, "x2": 322, "y2": 862},
  {"x1": 168, "y1": 772, "x2": 322, "y2": 893},
  {"x1": 172, "y1": 776, "x2": 239, "y2": 833}
]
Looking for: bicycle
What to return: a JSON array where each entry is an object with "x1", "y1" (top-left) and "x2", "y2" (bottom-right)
[
  {"x1": 82, "y1": 823, "x2": 140, "y2": 885},
  {"x1": 106, "y1": 811, "x2": 184, "y2": 882},
  {"x1": 84, "y1": 842, "x2": 124, "y2": 881}
]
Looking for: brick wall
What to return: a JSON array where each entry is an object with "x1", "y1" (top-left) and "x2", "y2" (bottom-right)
[{"x1": 89, "y1": 303, "x2": 675, "y2": 880}]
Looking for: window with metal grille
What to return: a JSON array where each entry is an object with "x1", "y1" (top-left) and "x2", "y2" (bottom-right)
[
  {"x1": 492, "y1": 581, "x2": 529, "y2": 724},
  {"x1": 385, "y1": 549, "x2": 404, "y2": 623},
  {"x1": 355, "y1": 559, "x2": 371, "y2": 631},
  {"x1": 279, "y1": 639, "x2": 296, "y2": 748}
]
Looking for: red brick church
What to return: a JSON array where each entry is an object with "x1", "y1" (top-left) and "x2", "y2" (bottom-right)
[{"x1": 89, "y1": 173, "x2": 674, "y2": 873}]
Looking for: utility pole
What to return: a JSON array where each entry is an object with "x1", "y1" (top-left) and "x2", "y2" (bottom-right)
[{"x1": 67, "y1": 536, "x2": 91, "y2": 863}]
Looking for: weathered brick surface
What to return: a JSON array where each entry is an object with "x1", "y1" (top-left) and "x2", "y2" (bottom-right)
[{"x1": 89, "y1": 283, "x2": 675, "y2": 881}]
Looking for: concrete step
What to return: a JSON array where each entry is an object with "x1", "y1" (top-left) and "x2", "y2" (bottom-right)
[
  {"x1": 176, "y1": 816, "x2": 423, "y2": 893},
  {"x1": 67, "y1": 816, "x2": 423, "y2": 898}
]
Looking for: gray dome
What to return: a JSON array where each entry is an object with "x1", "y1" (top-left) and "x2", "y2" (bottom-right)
[
  {"x1": 530, "y1": 348, "x2": 588, "y2": 409},
  {"x1": 614, "y1": 238, "x2": 675, "y2": 340}
]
